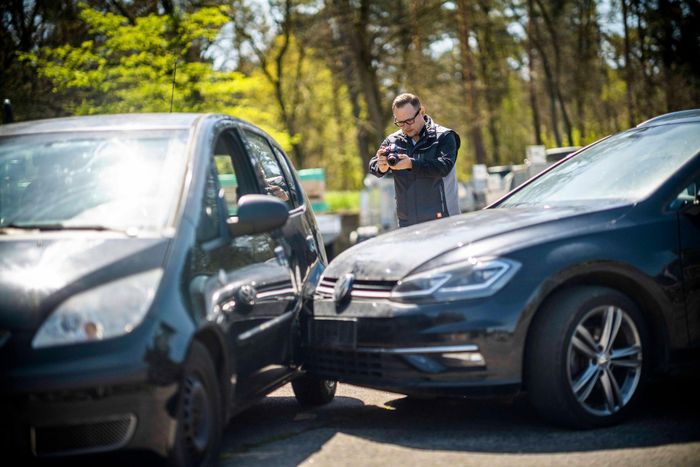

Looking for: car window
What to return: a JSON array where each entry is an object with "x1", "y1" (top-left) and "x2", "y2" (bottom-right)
[
  {"x1": 670, "y1": 177, "x2": 699, "y2": 210},
  {"x1": 240, "y1": 130, "x2": 294, "y2": 210},
  {"x1": 272, "y1": 146, "x2": 301, "y2": 207},
  {"x1": 0, "y1": 130, "x2": 188, "y2": 231},
  {"x1": 500, "y1": 124, "x2": 700, "y2": 207},
  {"x1": 214, "y1": 154, "x2": 238, "y2": 216},
  {"x1": 198, "y1": 167, "x2": 223, "y2": 241}
]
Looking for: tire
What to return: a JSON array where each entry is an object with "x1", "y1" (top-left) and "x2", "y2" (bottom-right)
[
  {"x1": 169, "y1": 341, "x2": 222, "y2": 467},
  {"x1": 292, "y1": 373, "x2": 337, "y2": 407},
  {"x1": 526, "y1": 286, "x2": 648, "y2": 429}
]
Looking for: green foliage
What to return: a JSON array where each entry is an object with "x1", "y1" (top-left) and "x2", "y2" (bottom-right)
[
  {"x1": 4, "y1": 0, "x2": 698, "y2": 192},
  {"x1": 325, "y1": 191, "x2": 360, "y2": 213},
  {"x1": 21, "y1": 4, "x2": 289, "y2": 147}
]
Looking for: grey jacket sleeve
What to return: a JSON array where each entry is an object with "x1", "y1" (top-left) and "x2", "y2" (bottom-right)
[
  {"x1": 410, "y1": 132, "x2": 457, "y2": 177},
  {"x1": 369, "y1": 139, "x2": 390, "y2": 178}
]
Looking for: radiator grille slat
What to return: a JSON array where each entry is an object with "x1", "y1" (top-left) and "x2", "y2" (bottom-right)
[{"x1": 315, "y1": 277, "x2": 397, "y2": 300}]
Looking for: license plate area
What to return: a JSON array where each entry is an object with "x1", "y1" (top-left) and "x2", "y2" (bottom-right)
[{"x1": 313, "y1": 318, "x2": 357, "y2": 350}]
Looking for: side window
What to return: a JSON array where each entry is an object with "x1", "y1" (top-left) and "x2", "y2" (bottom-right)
[
  {"x1": 215, "y1": 155, "x2": 238, "y2": 216},
  {"x1": 671, "y1": 177, "x2": 699, "y2": 210},
  {"x1": 241, "y1": 130, "x2": 294, "y2": 210},
  {"x1": 213, "y1": 132, "x2": 242, "y2": 217},
  {"x1": 198, "y1": 130, "x2": 250, "y2": 241},
  {"x1": 197, "y1": 167, "x2": 223, "y2": 241},
  {"x1": 273, "y1": 146, "x2": 302, "y2": 207}
]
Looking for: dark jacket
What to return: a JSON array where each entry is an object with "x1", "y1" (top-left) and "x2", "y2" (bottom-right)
[{"x1": 369, "y1": 116, "x2": 461, "y2": 226}]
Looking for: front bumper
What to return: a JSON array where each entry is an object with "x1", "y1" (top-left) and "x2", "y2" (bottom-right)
[
  {"x1": 1, "y1": 319, "x2": 185, "y2": 460},
  {"x1": 2, "y1": 381, "x2": 178, "y2": 459},
  {"x1": 305, "y1": 294, "x2": 530, "y2": 397}
]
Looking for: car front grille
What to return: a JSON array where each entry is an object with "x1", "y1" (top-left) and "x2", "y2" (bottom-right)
[
  {"x1": 305, "y1": 348, "x2": 420, "y2": 381},
  {"x1": 315, "y1": 277, "x2": 396, "y2": 300},
  {"x1": 32, "y1": 415, "x2": 136, "y2": 457}
]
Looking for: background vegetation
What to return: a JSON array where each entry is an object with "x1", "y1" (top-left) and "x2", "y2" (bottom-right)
[{"x1": 2, "y1": 0, "x2": 698, "y2": 189}]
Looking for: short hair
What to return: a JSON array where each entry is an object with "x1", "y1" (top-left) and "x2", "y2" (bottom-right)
[{"x1": 392, "y1": 93, "x2": 421, "y2": 110}]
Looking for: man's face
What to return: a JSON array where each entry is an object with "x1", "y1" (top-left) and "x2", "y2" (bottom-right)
[{"x1": 393, "y1": 104, "x2": 425, "y2": 139}]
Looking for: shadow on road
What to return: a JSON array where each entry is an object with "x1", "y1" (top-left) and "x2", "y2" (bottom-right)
[{"x1": 219, "y1": 376, "x2": 700, "y2": 466}]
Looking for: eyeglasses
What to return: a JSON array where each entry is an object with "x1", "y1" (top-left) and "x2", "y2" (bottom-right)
[{"x1": 394, "y1": 108, "x2": 421, "y2": 127}]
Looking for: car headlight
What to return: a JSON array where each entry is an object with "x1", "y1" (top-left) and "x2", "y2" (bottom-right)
[
  {"x1": 32, "y1": 269, "x2": 163, "y2": 348},
  {"x1": 391, "y1": 257, "x2": 520, "y2": 302}
]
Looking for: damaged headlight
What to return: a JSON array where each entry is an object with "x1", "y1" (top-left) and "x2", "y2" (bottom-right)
[{"x1": 32, "y1": 269, "x2": 163, "y2": 348}]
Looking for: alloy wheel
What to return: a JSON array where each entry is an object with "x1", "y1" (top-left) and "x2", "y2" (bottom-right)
[{"x1": 567, "y1": 305, "x2": 643, "y2": 416}]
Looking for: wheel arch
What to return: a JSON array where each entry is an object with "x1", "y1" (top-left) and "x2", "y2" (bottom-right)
[
  {"x1": 192, "y1": 327, "x2": 233, "y2": 423},
  {"x1": 520, "y1": 263, "x2": 673, "y2": 389}
]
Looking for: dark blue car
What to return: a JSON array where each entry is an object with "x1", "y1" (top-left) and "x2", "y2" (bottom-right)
[
  {"x1": 307, "y1": 109, "x2": 700, "y2": 428},
  {"x1": 0, "y1": 113, "x2": 336, "y2": 466}
]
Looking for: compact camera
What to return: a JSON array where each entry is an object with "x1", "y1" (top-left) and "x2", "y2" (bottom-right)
[{"x1": 386, "y1": 143, "x2": 399, "y2": 166}]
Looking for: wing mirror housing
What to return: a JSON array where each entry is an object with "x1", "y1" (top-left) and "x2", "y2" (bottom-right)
[
  {"x1": 227, "y1": 194, "x2": 289, "y2": 236},
  {"x1": 681, "y1": 198, "x2": 700, "y2": 217}
]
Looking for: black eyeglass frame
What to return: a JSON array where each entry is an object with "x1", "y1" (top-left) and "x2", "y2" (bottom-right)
[{"x1": 393, "y1": 107, "x2": 421, "y2": 127}]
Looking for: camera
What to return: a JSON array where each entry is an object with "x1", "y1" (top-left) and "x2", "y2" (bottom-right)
[{"x1": 386, "y1": 143, "x2": 399, "y2": 167}]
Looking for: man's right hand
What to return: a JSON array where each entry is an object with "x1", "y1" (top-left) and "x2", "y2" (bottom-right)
[{"x1": 375, "y1": 147, "x2": 389, "y2": 173}]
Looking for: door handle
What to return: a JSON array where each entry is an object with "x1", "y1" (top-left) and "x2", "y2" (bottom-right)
[
  {"x1": 274, "y1": 245, "x2": 289, "y2": 266},
  {"x1": 306, "y1": 235, "x2": 317, "y2": 254}
]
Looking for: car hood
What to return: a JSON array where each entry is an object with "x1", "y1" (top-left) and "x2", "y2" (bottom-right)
[
  {"x1": 0, "y1": 235, "x2": 169, "y2": 331},
  {"x1": 326, "y1": 204, "x2": 630, "y2": 281}
]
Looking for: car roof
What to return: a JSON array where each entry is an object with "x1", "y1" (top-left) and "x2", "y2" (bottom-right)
[
  {"x1": 545, "y1": 146, "x2": 580, "y2": 155},
  {"x1": 636, "y1": 109, "x2": 700, "y2": 128},
  {"x1": 0, "y1": 113, "x2": 211, "y2": 136}
]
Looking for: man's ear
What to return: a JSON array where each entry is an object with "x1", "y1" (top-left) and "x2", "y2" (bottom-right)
[{"x1": 420, "y1": 106, "x2": 425, "y2": 115}]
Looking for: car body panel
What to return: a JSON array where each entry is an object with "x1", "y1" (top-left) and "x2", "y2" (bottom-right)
[
  {"x1": 0, "y1": 113, "x2": 326, "y2": 460},
  {"x1": 307, "y1": 114, "x2": 700, "y2": 405}
]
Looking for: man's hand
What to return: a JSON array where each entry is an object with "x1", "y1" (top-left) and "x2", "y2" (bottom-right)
[
  {"x1": 390, "y1": 154, "x2": 412, "y2": 171},
  {"x1": 267, "y1": 184, "x2": 289, "y2": 201},
  {"x1": 375, "y1": 146, "x2": 390, "y2": 173},
  {"x1": 376, "y1": 147, "x2": 389, "y2": 173}
]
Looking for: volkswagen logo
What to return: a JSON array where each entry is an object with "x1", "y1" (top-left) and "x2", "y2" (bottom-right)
[
  {"x1": 237, "y1": 284, "x2": 257, "y2": 308},
  {"x1": 334, "y1": 273, "x2": 354, "y2": 306}
]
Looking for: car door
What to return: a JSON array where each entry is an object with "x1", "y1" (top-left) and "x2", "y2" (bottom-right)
[
  {"x1": 237, "y1": 126, "x2": 320, "y2": 296},
  {"x1": 676, "y1": 173, "x2": 700, "y2": 345},
  {"x1": 195, "y1": 127, "x2": 298, "y2": 397}
]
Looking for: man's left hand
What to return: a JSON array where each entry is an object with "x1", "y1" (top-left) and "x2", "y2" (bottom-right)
[{"x1": 391, "y1": 154, "x2": 413, "y2": 171}]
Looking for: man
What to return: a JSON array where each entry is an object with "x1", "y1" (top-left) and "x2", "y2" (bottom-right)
[{"x1": 370, "y1": 93, "x2": 461, "y2": 227}]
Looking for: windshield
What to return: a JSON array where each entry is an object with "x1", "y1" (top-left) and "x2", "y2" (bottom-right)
[
  {"x1": 500, "y1": 123, "x2": 700, "y2": 207},
  {"x1": 0, "y1": 130, "x2": 189, "y2": 232}
]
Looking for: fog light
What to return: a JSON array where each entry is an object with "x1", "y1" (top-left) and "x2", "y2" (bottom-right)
[{"x1": 439, "y1": 351, "x2": 486, "y2": 368}]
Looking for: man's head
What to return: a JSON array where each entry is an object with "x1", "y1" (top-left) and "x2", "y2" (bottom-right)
[{"x1": 392, "y1": 93, "x2": 425, "y2": 139}]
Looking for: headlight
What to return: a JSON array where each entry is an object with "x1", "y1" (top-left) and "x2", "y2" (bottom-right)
[
  {"x1": 32, "y1": 269, "x2": 163, "y2": 348},
  {"x1": 392, "y1": 257, "x2": 520, "y2": 301}
]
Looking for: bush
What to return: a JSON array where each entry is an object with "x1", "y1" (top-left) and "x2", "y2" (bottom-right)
[{"x1": 325, "y1": 191, "x2": 360, "y2": 213}]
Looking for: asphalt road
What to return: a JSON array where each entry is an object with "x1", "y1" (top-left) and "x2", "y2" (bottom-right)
[{"x1": 219, "y1": 378, "x2": 700, "y2": 467}]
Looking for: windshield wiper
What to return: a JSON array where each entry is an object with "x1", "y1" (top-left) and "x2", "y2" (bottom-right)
[{"x1": 0, "y1": 222, "x2": 134, "y2": 235}]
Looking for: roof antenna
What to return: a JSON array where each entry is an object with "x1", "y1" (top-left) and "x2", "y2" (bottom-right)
[{"x1": 169, "y1": 58, "x2": 178, "y2": 113}]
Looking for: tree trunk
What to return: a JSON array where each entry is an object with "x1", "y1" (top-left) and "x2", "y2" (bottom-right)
[
  {"x1": 330, "y1": 0, "x2": 386, "y2": 146},
  {"x1": 533, "y1": 0, "x2": 573, "y2": 146},
  {"x1": 477, "y1": 0, "x2": 501, "y2": 163},
  {"x1": 526, "y1": 19, "x2": 543, "y2": 146},
  {"x1": 528, "y1": 0, "x2": 561, "y2": 146},
  {"x1": 621, "y1": 0, "x2": 636, "y2": 127},
  {"x1": 456, "y1": 0, "x2": 487, "y2": 165},
  {"x1": 325, "y1": 0, "x2": 373, "y2": 167}
]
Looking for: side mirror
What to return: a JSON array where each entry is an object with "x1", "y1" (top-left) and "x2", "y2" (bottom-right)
[
  {"x1": 681, "y1": 199, "x2": 700, "y2": 217},
  {"x1": 227, "y1": 194, "x2": 289, "y2": 236}
]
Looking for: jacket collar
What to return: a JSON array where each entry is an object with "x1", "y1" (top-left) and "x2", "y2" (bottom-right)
[{"x1": 396, "y1": 115, "x2": 435, "y2": 146}]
